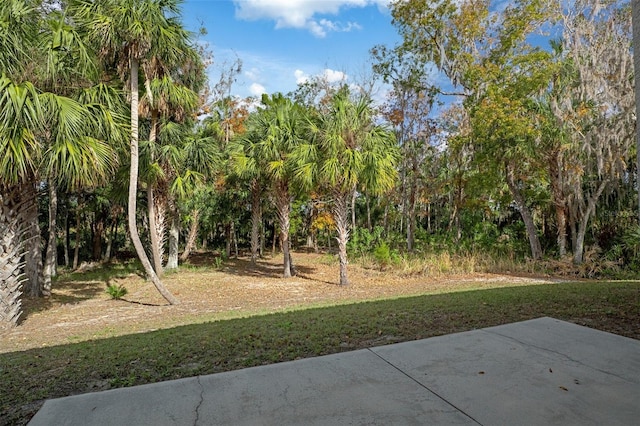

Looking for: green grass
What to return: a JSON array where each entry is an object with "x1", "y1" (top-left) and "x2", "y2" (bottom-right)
[{"x1": 1, "y1": 281, "x2": 639, "y2": 425}]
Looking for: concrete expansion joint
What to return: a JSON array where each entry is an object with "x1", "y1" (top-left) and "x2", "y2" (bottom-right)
[
  {"x1": 194, "y1": 376, "x2": 204, "y2": 426},
  {"x1": 485, "y1": 330, "x2": 635, "y2": 384},
  {"x1": 366, "y1": 348, "x2": 484, "y2": 425}
]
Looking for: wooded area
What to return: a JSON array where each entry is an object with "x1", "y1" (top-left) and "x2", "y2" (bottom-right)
[{"x1": 0, "y1": 0, "x2": 638, "y2": 328}]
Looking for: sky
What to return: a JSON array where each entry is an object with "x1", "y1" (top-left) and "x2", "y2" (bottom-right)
[{"x1": 181, "y1": 0, "x2": 399, "y2": 100}]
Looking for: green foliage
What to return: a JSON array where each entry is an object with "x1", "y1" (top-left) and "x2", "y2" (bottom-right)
[
  {"x1": 347, "y1": 226, "x2": 384, "y2": 257},
  {"x1": 373, "y1": 241, "x2": 399, "y2": 270},
  {"x1": 105, "y1": 284, "x2": 128, "y2": 300},
  {"x1": 213, "y1": 256, "x2": 224, "y2": 270}
]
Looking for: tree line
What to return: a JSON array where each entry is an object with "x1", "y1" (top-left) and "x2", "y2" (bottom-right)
[{"x1": 0, "y1": 0, "x2": 637, "y2": 328}]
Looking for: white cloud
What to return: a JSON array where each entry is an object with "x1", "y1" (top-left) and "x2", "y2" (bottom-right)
[
  {"x1": 233, "y1": 0, "x2": 387, "y2": 37},
  {"x1": 249, "y1": 82, "x2": 267, "y2": 96},
  {"x1": 323, "y1": 68, "x2": 347, "y2": 83},
  {"x1": 245, "y1": 67, "x2": 261, "y2": 81},
  {"x1": 294, "y1": 69, "x2": 309, "y2": 84}
]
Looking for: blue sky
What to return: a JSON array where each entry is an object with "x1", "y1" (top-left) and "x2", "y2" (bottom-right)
[{"x1": 181, "y1": 0, "x2": 399, "y2": 100}]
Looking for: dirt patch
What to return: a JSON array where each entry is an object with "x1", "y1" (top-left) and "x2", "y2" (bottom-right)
[{"x1": 0, "y1": 252, "x2": 564, "y2": 353}]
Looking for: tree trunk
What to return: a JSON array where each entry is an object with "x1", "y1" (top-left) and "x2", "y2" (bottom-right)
[
  {"x1": 104, "y1": 214, "x2": 118, "y2": 262},
  {"x1": 128, "y1": 58, "x2": 178, "y2": 305},
  {"x1": 180, "y1": 208, "x2": 199, "y2": 262},
  {"x1": 166, "y1": 202, "x2": 179, "y2": 270},
  {"x1": 64, "y1": 205, "x2": 70, "y2": 267},
  {"x1": 333, "y1": 189, "x2": 351, "y2": 286},
  {"x1": 23, "y1": 181, "x2": 42, "y2": 297},
  {"x1": 505, "y1": 164, "x2": 542, "y2": 260},
  {"x1": 366, "y1": 194, "x2": 372, "y2": 231},
  {"x1": 91, "y1": 215, "x2": 104, "y2": 261},
  {"x1": 232, "y1": 220, "x2": 238, "y2": 258},
  {"x1": 573, "y1": 181, "x2": 608, "y2": 264},
  {"x1": 407, "y1": 174, "x2": 417, "y2": 252},
  {"x1": 274, "y1": 182, "x2": 292, "y2": 277},
  {"x1": 73, "y1": 206, "x2": 81, "y2": 270},
  {"x1": 351, "y1": 190, "x2": 356, "y2": 230},
  {"x1": 633, "y1": 0, "x2": 640, "y2": 222},
  {"x1": 548, "y1": 149, "x2": 568, "y2": 257},
  {"x1": 224, "y1": 222, "x2": 231, "y2": 259},
  {"x1": 0, "y1": 184, "x2": 28, "y2": 327},
  {"x1": 147, "y1": 185, "x2": 164, "y2": 276},
  {"x1": 43, "y1": 178, "x2": 58, "y2": 296},
  {"x1": 250, "y1": 180, "x2": 261, "y2": 265}
]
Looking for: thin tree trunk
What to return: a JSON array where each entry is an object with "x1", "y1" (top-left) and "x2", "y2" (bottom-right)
[
  {"x1": 23, "y1": 181, "x2": 42, "y2": 297},
  {"x1": 129, "y1": 58, "x2": 177, "y2": 304},
  {"x1": 272, "y1": 223, "x2": 277, "y2": 257},
  {"x1": 232, "y1": 220, "x2": 238, "y2": 258},
  {"x1": 166, "y1": 202, "x2": 179, "y2": 270},
  {"x1": 573, "y1": 181, "x2": 608, "y2": 264},
  {"x1": 548, "y1": 149, "x2": 568, "y2": 257},
  {"x1": 225, "y1": 222, "x2": 231, "y2": 259},
  {"x1": 73, "y1": 205, "x2": 81, "y2": 270},
  {"x1": 43, "y1": 178, "x2": 58, "y2": 296},
  {"x1": 366, "y1": 194, "x2": 372, "y2": 231},
  {"x1": 351, "y1": 190, "x2": 356, "y2": 230},
  {"x1": 180, "y1": 208, "x2": 199, "y2": 262},
  {"x1": 333, "y1": 189, "x2": 351, "y2": 286},
  {"x1": 104, "y1": 214, "x2": 118, "y2": 262},
  {"x1": 407, "y1": 174, "x2": 417, "y2": 252},
  {"x1": 505, "y1": 164, "x2": 542, "y2": 260},
  {"x1": 250, "y1": 181, "x2": 261, "y2": 264},
  {"x1": 64, "y1": 205, "x2": 70, "y2": 267},
  {"x1": 274, "y1": 182, "x2": 292, "y2": 277},
  {"x1": 147, "y1": 185, "x2": 163, "y2": 276},
  {"x1": 91, "y1": 215, "x2": 104, "y2": 261}
]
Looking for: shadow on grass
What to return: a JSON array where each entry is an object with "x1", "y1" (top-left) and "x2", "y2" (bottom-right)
[
  {"x1": 184, "y1": 251, "x2": 321, "y2": 281},
  {"x1": 2, "y1": 281, "x2": 640, "y2": 425},
  {"x1": 19, "y1": 261, "x2": 146, "y2": 323}
]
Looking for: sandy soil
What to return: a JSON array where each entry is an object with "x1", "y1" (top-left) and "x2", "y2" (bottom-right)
[{"x1": 0, "y1": 252, "x2": 563, "y2": 353}]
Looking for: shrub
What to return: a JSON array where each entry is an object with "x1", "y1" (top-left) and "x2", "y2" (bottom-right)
[
  {"x1": 373, "y1": 242, "x2": 398, "y2": 271},
  {"x1": 105, "y1": 284, "x2": 128, "y2": 300}
]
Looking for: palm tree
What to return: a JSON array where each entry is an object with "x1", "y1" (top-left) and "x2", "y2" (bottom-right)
[
  {"x1": 140, "y1": 76, "x2": 200, "y2": 275},
  {"x1": 252, "y1": 93, "x2": 308, "y2": 277},
  {"x1": 302, "y1": 89, "x2": 398, "y2": 285},
  {"x1": 38, "y1": 9, "x2": 123, "y2": 296},
  {"x1": 0, "y1": 77, "x2": 41, "y2": 326},
  {"x1": 69, "y1": 0, "x2": 196, "y2": 304},
  {"x1": 230, "y1": 111, "x2": 270, "y2": 265}
]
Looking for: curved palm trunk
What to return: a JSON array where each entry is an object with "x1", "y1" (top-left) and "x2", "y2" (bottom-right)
[
  {"x1": 333, "y1": 188, "x2": 352, "y2": 286},
  {"x1": 0, "y1": 185, "x2": 27, "y2": 327},
  {"x1": 129, "y1": 58, "x2": 177, "y2": 304},
  {"x1": 43, "y1": 177, "x2": 58, "y2": 296},
  {"x1": 180, "y1": 208, "x2": 199, "y2": 262}
]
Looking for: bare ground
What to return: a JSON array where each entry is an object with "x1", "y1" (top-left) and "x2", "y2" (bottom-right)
[{"x1": 0, "y1": 252, "x2": 568, "y2": 354}]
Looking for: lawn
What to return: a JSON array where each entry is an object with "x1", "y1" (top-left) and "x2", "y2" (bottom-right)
[{"x1": 0, "y1": 252, "x2": 638, "y2": 425}]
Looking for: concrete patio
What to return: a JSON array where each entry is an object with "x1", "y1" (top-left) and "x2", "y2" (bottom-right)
[{"x1": 28, "y1": 317, "x2": 640, "y2": 425}]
